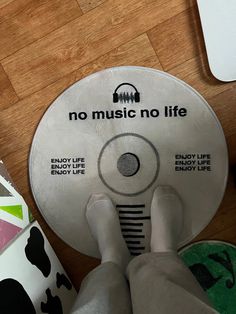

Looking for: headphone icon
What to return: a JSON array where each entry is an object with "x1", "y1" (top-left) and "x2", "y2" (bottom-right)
[{"x1": 113, "y1": 83, "x2": 140, "y2": 103}]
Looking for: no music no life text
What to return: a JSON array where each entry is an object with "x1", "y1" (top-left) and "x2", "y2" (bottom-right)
[{"x1": 68, "y1": 105, "x2": 188, "y2": 121}]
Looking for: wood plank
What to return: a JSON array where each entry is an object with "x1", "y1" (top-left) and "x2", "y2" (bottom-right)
[
  {"x1": 77, "y1": 0, "x2": 106, "y2": 13},
  {"x1": 208, "y1": 88, "x2": 236, "y2": 165},
  {"x1": 148, "y1": 5, "x2": 205, "y2": 70},
  {"x1": 169, "y1": 53, "x2": 236, "y2": 100},
  {"x1": 0, "y1": 0, "x2": 82, "y2": 60},
  {"x1": 0, "y1": 34, "x2": 161, "y2": 160},
  {"x1": 196, "y1": 174, "x2": 236, "y2": 242},
  {"x1": 0, "y1": 63, "x2": 18, "y2": 109},
  {"x1": 0, "y1": 0, "x2": 15, "y2": 10},
  {"x1": 2, "y1": 0, "x2": 191, "y2": 98},
  {"x1": 0, "y1": 0, "x2": 32, "y2": 22},
  {"x1": 227, "y1": 134, "x2": 236, "y2": 166},
  {"x1": 209, "y1": 87, "x2": 236, "y2": 140},
  {"x1": 73, "y1": 33, "x2": 162, "y2": 80}
]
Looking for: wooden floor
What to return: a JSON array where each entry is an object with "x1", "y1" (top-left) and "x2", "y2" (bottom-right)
[{"x1": 0, "y1": 0, "x2": 236, "y2": 290}]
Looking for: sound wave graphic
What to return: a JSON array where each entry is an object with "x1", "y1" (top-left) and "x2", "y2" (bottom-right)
[
  {"x1": 117, "y1": 204, "x2": 149, "y2": 256},
  {"x1": 117, "y1": 92, "x2": 136, "y2": 103}
]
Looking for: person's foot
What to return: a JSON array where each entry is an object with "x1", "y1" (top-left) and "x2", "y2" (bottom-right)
[
  {"x1": 86, "y1": 193, "x2": 131, "y2": 272},
  {"x1": 150, "y1": 186, "x2": 184, "y2": 252}
]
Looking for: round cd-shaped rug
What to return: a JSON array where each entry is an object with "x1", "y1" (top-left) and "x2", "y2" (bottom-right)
[{"x1": 29, "y1": 66, "x2": 228, "y2": 258}]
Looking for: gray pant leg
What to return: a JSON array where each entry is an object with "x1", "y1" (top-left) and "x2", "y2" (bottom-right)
[
  {"x1": 127, "y1": 252, "x2": 218, "y2": 314},
  {"x1": 71, "y1": 262, "x2": 132, "y2": 314}
]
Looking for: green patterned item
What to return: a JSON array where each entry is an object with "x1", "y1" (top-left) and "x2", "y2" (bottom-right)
[{"x1": 180, "y1": 241, "x2": 236, "y2": 314}]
